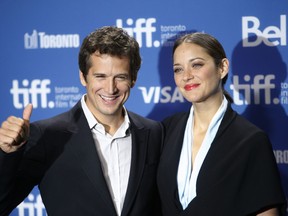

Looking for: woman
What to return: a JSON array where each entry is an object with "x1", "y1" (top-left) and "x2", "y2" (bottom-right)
[{"x1": 157, "y1": 32, "x2": 286, "y2": 215}]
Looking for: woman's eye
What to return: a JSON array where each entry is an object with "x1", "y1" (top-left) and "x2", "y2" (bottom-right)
[
  {"x1": 174, "y1": 68, "x2": 182, "y2": 73},
  {"x1": 192, "y1": 63, "x2": 203, "y2": 68}
]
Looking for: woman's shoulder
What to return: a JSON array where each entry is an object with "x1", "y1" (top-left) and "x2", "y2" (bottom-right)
[{"x1": 162, "y1": 111, "x2": 189, "y2": 127}]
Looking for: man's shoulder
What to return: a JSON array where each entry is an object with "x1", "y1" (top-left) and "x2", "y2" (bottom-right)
[
  {"x1": 31, "y1": 103, "x2": 82, "y2": 132},
  {"x1": 32, "y1": 110, "x2": 70, "y2": 126},
  {"x1": 127, "y1": 111, "x2": 161, "y2": 128}
]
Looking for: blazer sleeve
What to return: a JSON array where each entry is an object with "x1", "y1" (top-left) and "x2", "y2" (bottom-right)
[
  {"x1": 0, "y1": 123, "x2": 45, "y2": 216},
  {"x1": 237, "y1": 131, "x2": 287, "y2": 215}
]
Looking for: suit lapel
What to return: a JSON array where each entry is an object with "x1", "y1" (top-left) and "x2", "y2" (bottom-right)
[
  {"x1": 68, "y1": 103, "x2": 117, "y2": 215},
  {"x1": 121, "y1": 115, "x2": 148, "y2": 216},
  {"x1": 68, "y1": 104, "x2": 155, "y2": 216}
]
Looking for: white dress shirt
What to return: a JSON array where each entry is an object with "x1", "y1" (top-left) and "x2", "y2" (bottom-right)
[{"x1": 81, "y1": 95, "x2": 132, "y2": 216}]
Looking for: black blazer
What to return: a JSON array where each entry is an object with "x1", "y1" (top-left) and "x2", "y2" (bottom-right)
[
  {"x1": 0, "y1": 101, "x2": 163, "y2": 216},
  {"x1": 157, "y1": 104, "x2": 286, "y2": 216}
]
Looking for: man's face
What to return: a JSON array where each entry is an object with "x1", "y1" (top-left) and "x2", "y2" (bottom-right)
[{"x1": 80, "y1": 52, "x2": 132, "y2": 122}]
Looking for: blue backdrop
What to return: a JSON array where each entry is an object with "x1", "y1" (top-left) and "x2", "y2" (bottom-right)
[{"x1": 0, "y1": 0, "x2": 287, "y2": 215}]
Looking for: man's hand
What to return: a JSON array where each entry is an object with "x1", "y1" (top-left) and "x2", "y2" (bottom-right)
[{"x1": 0, "y1": 104, "x2": 33, "y2": 153}]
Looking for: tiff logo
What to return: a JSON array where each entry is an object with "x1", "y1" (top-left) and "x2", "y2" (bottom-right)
[
  {"x1": 24, "y1": 30, "x2": 38, "y2": 49},
  {"x1": 10, "y1": 79, "x2": 54, "y2": 109},
  {"x1": 17, "y1": 194, "x2": 46, "y2": 216},
  {"x1": 230, "y1": 74, "x2": 277, "y2": 105},
  {"x1": 116, "y1": 18, "x2": 160, "y2": 48}
]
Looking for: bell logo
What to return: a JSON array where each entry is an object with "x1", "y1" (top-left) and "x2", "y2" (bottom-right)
[
  {"x1": 242, "y1": 15, "x2": 287, "y2": 47},
  {"x1": 10, "y1": 79, "x2": 54, "y2": 109}
]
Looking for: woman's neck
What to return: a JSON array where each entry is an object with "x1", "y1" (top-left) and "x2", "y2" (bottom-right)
[{"x1": 193, "y1": 94, "x2": 224, "y2": 130}]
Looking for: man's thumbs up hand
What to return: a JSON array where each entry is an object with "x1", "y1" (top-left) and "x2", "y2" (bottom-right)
[{"x1": 0, "y1": 104, "x2": 33, "y2": 153}]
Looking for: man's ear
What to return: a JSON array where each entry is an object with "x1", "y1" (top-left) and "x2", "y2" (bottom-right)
[
  {"x1": 79, "y1": 71, "x2": 87, "y2": 87},
  {"x1": 130, "y1": 79, "x2": 136, "y2": 88}
]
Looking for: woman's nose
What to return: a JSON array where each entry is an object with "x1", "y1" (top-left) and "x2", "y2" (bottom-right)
[{"x1": 183, "y1": 69, "x2": 194, "y2": 81}]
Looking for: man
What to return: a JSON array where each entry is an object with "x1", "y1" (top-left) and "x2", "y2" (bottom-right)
[{"x1": 0, "y1": 26, "x2": 163, "y2": 216}]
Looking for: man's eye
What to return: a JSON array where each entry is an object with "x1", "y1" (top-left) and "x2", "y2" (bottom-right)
[
  {"x1": 94, "y1": 74, "x2": 105, "y2": 78},
  {"x1": 116, "y1": 75, "x2": 128, "y2": 80}
]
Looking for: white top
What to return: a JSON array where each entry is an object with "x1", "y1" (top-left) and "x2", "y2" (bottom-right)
[
  {"x1": 81, "y1": 95, "x2": 132, "y2": 216},
  {"x1": 177, "y1": 97, "x2": 228, "y2": 209}
]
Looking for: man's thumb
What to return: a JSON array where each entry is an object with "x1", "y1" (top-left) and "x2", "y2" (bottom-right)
[{"x1": 23, "y1": 104, "x2": 33, "y2": 121}]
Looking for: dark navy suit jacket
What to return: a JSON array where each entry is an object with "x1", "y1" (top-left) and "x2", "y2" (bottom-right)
[{"x1": 0, "y1": 101, "x2": 163, "y2": 216}]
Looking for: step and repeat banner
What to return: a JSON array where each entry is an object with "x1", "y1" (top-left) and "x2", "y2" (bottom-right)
[{"x1": 0, "y1": 0, "x2": 287, "y2": 215}]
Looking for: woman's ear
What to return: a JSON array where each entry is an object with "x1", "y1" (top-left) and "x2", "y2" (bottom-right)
[{"x1": 220, "y1": 58, "x2": 229, "y2": 79}]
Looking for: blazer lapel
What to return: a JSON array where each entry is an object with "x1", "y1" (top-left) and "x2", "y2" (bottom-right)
[
  {"x1": 162, "y1": 112, "x2": 190, "y2": 211},
  {"x1": 171, "y1": 114, "x2": 189, "y2": 211}
]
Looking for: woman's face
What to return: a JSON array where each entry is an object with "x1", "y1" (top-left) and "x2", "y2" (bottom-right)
[{"x1": 173, "y1": 42, "x2": 228, "y2": 104}]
